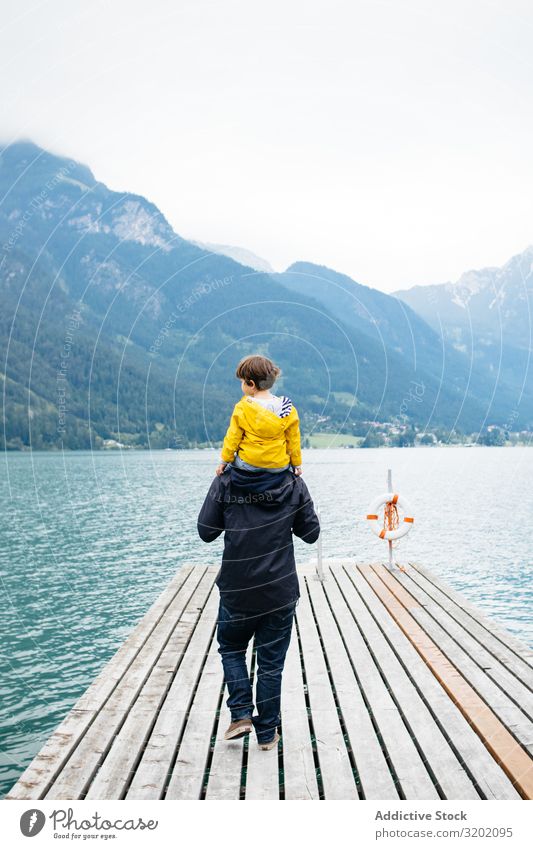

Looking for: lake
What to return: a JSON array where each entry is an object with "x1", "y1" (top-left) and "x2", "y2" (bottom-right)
[{"x1": 1, "y1": 446, "x2": 532, "y2": 797}]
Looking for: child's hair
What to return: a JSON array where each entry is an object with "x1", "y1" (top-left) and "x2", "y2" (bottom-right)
[{"x1": 235, "y1": 354, "x2": 281, "y2": 390}]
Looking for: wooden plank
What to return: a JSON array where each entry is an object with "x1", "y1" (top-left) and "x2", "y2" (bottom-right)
[
  {"x1": 372, "y1": 565, "x2": 533, "y2": 753},
  {"x1": 359, "y1": 564, "x2": 533, "y2": 799},
  {"x1": 333, "y1": 564, "x2": 471, "y2": 799},
  {"x1": 295, "y1": 577, "x2": 359, "y2": 799},
  {"x1": 393, "y1": 568, "x2": 533, "y2": 721},
  {"x1": 10, "y1": 559, "x2": 528, "y2": 804},
  {"x1": 409, "y1": 611, "x2": 533, "y2": 752},
  {"x1": 403, "y1": 565, "x2": 533, "y2": 689},
  {"x1": 89, "y1": 571, "x2": 218, "y2": 799},
  {"x1": 411, "y1": 563, "x2": 533, "y2": 665},
  {"x1": 306, "y1": 572, "x2": 399, "y2": 799},
  {"x1": 75, "y1": 565, "x2": 198, "y2": 714},
  {"x1": 346, "y1": 564, "x2": 520, "y2": 800},
  {"x1": 125, "y1": 577, "x2": 219, "y2": 799},
  {"x1": 323, "y1": 565, "x2": 438, "y2": 799},
  {"x1": 204, "y1": 645, "x2": 253, "y2": 800},
  {"x1": 6, "y1": 564, "x2": 197, "y2": 800},
  {"x1": 45, "y1": 567, "x2": 211, "y2": 799},
  {"x1": 245, "y1": 728, "x2": 280, "y2": 799},
  {"x1": 165, "y1": 626, "x2": 223, "y2": 799},
  {"x1": 245, "y1": 633, "x2": 281, "y2": 801},
  {"x1": 203, "y1": 696, "x2": 243, "y2": 800},
  {"x1": 279, "y1": 625, "x2": 320, "y2": 800}
]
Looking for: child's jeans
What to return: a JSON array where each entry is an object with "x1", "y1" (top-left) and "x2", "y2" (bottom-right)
[{"x1": 230, "y1": 454, "x2": 290, "y2": 474}]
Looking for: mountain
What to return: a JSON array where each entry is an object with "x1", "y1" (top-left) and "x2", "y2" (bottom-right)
[
  {"x1": 276, "y1": 262, "x2": 532, "y2": 430},
  {"x1": 191, "y1": 240, "x2": 275, "y2": 273},
  {"x1": 0, "y1": 141, "x2": 527, "y2": 450},
  {"x1": 396, "y1": 247, "x2": 533, "y2": 347},
  {"x1": 395, "y1": 248, "x2": 533, "y2": 423},
  {"x1": 278, "y1": 261, "x2": 452, "y2": 372}
]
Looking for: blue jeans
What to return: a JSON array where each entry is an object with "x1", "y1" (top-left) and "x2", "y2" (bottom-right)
[
  {"x1": 216, "y1": 597, "x2": 298, "y2": 744},
  {"x1": 230, "y1": 454, "x2": 290, "y2": 473}
]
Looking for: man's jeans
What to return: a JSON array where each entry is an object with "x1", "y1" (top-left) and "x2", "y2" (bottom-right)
[{"x1": 216, "y1": 597, "x2": 298, "y2": 744}]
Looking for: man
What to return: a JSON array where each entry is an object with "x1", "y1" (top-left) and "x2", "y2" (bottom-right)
[{"x1": 197, "y1": 464, "x2": 320, "y2": 750}]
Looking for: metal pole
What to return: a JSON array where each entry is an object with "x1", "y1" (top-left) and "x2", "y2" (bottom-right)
[
  {"x1": 387, "y1": 468, "x2": 394, "y2": 571},
  {"x1": 316, "y1": 505, "x2": 324, "y2": 582}
]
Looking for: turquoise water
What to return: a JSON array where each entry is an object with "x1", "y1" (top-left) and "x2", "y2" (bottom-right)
[{"x1": 1, "y1": 447, "x2": 532, "y2": 797}]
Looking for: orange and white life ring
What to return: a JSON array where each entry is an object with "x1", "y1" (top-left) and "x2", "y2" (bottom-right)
[{"x1": 366, "y1": 492, "x2": 414, "y2": 541}]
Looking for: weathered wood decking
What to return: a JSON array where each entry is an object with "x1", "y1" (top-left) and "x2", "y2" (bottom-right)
[{"x1": 6, "y1": 560, "x2": 533, "y2": 801}]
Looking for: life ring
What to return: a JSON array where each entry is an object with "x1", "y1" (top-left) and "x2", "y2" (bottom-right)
[{"x1": 366, "y1": 492, "x2": 414, "y2": 541}]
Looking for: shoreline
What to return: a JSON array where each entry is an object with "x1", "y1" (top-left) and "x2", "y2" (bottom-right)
[{"x1": 2, "y1": 442, "x2": 533, "y2": 454}]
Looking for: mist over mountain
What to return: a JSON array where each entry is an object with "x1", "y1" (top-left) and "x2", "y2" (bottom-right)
[{"x1": 0, "y1": 141, "x2": 530, "y2": 450}]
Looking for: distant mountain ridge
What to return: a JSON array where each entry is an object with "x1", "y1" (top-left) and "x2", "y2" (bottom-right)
[
  {"x1": 0, "y1": 140, "x2": 531, "y2": 450},
  {"x1": 395, "y1": 246, "x2": 533, "y2": 347},
  {"x1": 190, "y1": 240, "x2": 274, "y2": 273},
  {"x1": 274, "y1": 261, "x2": 532, "y2": 429},
  {"x1": 395, "y1": 247, "x2": 533, "y2": 419}
]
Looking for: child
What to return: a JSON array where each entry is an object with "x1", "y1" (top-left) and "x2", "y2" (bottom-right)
[{"x1": 216, "y1": 354, "x2": 302, "y2": 476}]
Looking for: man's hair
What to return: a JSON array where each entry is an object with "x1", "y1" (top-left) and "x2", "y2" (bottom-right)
[{"x1": 235, "y1": 354, "x2": 281, "y2": 390}]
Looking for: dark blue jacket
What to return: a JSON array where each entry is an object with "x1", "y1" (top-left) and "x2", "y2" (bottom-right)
[{"x1": 197, "y1": 466, "x2": 320, "y2": 614}]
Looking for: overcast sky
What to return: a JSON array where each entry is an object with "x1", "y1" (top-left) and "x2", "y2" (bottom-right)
[{"x1": 1, "y1": 0, "x2": 532, "y2": 291}]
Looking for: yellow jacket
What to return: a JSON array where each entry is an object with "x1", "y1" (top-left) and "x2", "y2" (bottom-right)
[{"x1": 221, "y1": 395, "x2": 302, "y2": 468}]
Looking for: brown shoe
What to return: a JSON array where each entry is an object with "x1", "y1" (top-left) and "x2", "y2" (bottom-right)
[
  {"x1": 258, "y1": 731, "x2": 280, "y2": 751},
  {"x1": 224, "y1": 717, "x2": 253, "y2": 740}
]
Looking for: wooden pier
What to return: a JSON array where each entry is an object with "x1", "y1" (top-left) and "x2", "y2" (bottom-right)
[{"x1": 6, "y1": 560, "x2": 533, "y2": 801}]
